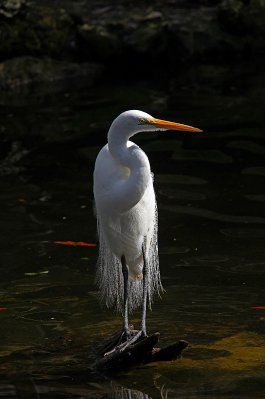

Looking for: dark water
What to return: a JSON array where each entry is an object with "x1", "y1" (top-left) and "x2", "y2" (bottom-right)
[{"x1": 0, "y1": 69, "x2": 265, "y2": 398}]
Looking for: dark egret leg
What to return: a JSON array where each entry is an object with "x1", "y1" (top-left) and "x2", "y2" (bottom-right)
[
  {"x1": 140, "y1": 240, "x2": 148, "y2": 337},
  {"x1": 121, "y1": 254, "x2": 129, "y2": 339}
]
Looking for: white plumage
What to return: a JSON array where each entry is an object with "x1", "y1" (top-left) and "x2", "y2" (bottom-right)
[{"x1": 93, "y1": 110, "x2": 201, "y2": 336}]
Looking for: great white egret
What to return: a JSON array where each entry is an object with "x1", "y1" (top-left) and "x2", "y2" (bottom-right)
[{"x1": 93, "y1": 110, "x2": 201, "y2": 343}]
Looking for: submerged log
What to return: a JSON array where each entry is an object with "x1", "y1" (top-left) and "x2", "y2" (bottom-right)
[{"x1": 94, "y1": 329, "x2": 188, "y2": 371}]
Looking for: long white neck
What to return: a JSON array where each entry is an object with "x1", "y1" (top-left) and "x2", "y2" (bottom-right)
[{"x1": 107, "y1": 126, "x2": 152, "y2": 212}]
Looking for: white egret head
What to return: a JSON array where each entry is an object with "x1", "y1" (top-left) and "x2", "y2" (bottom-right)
[{"x1": 108, "y1": 109, "x2": 202, "y2": 141}]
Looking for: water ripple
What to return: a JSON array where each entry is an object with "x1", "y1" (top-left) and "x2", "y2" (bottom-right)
[
  {"x1": 220, "y1": 228, "x2": 265, "y2": 238},
  {"x1": 172, "y1": 149, "x2": 233, "y2": 164},
  {"x1": 242, "y1": 166, "x2": 265, "y2": 175},
  {"x1": 244, "y1": 194, "x2": 265, "y2": 202},
  {"x1": 227, "y1": 140, "x2": 265, "y2": 154},
  {"x1": 161, "y1": 205, "x2": 265, "y2": 224},
  {"x1": 156, "y1": 174, "x2": 208, "y2": 185},
  {"x1": 159, "y1": 188, "x2": 206, "y2": 201}
]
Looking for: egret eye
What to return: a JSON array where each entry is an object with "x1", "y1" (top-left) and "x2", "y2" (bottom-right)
[{"x1": 138, "y1": 118, "x2": 149, "y2": 125}]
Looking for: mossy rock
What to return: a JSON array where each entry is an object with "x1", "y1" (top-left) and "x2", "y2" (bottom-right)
[{"x1": 0, "y1": 4, "x2": 75, "y2": 59}]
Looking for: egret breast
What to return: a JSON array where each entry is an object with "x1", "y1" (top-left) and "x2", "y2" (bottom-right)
[{"x1": 94, "y1": 142, "x2": 156, "y2": 277}]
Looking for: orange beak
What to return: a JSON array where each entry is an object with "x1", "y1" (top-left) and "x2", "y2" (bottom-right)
[{"x1": 147, "y1": 117, "x2": 202, "y2": 133}]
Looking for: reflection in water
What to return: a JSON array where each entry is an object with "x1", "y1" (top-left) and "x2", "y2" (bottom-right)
[
  {"x1": 111, "y1": 385, "x2": 152, "y2": 399},
  {"x1": 0, "y1": 379, "x2": 155, "y2": 399}
]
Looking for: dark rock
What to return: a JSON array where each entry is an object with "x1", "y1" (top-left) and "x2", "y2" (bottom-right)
[
  {"x1": 75, "y1": 0, "x2": 265, "y2": 66},
  {"x1": 0, "y1": 0, "x2": 27, "y2": 18},
  {"x1": 0, "y1": 56, "x2": 104, "y2": 92},
  {"x1": 0, "y1": 3, "x2": 75, "y2": 60},
  {"x1": 218, "y1": 0, "x2": 265, "y2": 57},
  {"x1": 0, "y1": 0, "x2": 265, "y2": 79},
  {"x1": 78, "y1": 24, "x2": 121, "y2": 61}
]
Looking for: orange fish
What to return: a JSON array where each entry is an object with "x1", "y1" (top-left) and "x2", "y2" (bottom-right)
[{"x1": 54, "y1": 241, "x2": 96, "y2": 247}]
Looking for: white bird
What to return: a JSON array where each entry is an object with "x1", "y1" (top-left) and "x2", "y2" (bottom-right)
[{"x1": 93, "y1": 110, "x2": 201, "y2": 342}]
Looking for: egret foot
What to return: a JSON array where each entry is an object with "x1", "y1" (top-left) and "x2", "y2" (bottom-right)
[
  {"x1": 97, "y1": 325, "x2": 139, "y2": 357},
  {"x1": 118, "y1": 330, "x2": 143, "y2": 353},
  {"x1": 104, "y1": 330, "x2": 142, "y2": 356},
  {"x1": 115, "y1": 326, "x2": 147, "y2": 352},
  {"x1": 118, "y1": 324, "x2": 138, "y2": 344}
]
